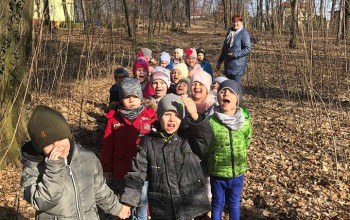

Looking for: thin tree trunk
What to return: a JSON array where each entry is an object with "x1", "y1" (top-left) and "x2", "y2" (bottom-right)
[
  {"x1": 345, "y1": 0, "x2": 350, "y2": 39},
  {"x1": 62, "y1": 0, "x2": 71, "y2": 29},
  {"x1": 223, "y1": 0, "x2": 228, "y2": 29},
  {"x1": 289, "y1": 0, "x2": 298, "y2": 48},
  {"x1": 122, "y1": 0, "x2": 133, "y2": 38},
  {"x1": 0, "y1": 0, "x2": 32, "y2": 169},
  {"x1": 336, "y1": 0, "x2": 344, "y2": 45},
  {"x1": 186, "y1": 0, "x2": 191, "y2": 27},
  {"x1": 43, "y1": 0, "x2": 51, "y2": 30},
  {"x1": 319, "y1": 0, "x2": 324, "y2": 28},
  {"x1": 80, "y1": 0, "x2": 87, "y2": 31},
  {"x1": 148, "y1": 0, "x2": 154, "y2": 41}
]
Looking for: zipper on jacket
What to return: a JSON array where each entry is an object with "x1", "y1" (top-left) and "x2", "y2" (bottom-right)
[
  {"x1": 229, "y1": 130, "x2": 235, "y2": 176},
  {"x1": 67, "y1": 165, "x2": 82, "y2": 220}
]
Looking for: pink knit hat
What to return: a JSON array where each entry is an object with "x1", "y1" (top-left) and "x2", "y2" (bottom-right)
[
  {"x1": 190, "y1": 69, "x2": 212, "y2": 93},
  {"x1": 133, "y1": 58, "x2": 149, "y2": 76}
]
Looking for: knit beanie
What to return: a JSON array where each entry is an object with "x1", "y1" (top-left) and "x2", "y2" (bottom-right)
[
  {"x1": 174, "y1": 48, "x2": 184, "y2": 57},
  {"x1": 173, "y1": 63, "x2": 188, "y2": 78},
  {"x1": 191, "y1": 69, "x2": 212, "y2": 93},
  {"x1": 114, "y1": 67, "x2": 129, "y2": 77},
  {"x1": 196, "y1": 48, "x2": 206, "y2": 56},
  {"x1": 150, "y1": 66, "x2": 171, "y2": 88},
  {"x1": 159, "y1": 52, "x2": 171, "y2": 64},
  {"x1": 177, "y1": 77, "x2": 191, "y2": 95},
  {"x1": 186, "y1": 48, "x2": 197, "y2": 58},
  {"x1": 133, "y1": 58, "x2": 149, "y2": 76},
  {"x1": 214, "y1": 76, "x2": 228, "y2": 84},
  {"x1": 157, "y1": 94, "x2": 185, "y2": 119},
  {"x1": 140, "y1": 48, "x2": 152, "y2": 60},
  {"x1": 119, "y1": 78, "x2": 143, "y2": 100},
  {"x1": 28, "y1": 105, "x2": 72, "y2": 154},
  {"x1": 217, "y1": 79, "x2": 242, "y2": 105}
]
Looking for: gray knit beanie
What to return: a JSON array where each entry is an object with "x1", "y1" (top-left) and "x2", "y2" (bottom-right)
[
  {"x1": 28, "y1": 105, "x2": 72, "y2": 153},
  {"x1": 217, "y1": 79, "x2": 242, "y2": 105},
  {"x1": 157, "y1": 94, "x2": 185, "y2": 119},
  {"x1": 119, "y1": 78, "x2": 143, "y2": 100}
]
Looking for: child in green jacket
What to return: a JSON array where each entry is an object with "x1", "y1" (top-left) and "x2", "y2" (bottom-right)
[{"x1": 207, "y1": 80, "x2": 252, "y2": 220}]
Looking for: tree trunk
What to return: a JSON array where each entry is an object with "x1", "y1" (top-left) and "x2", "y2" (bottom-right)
[
  {"x1": 80, "y1": 0, "x2": 87, "y2": 31},
  {"x1": 122, "y1": 0, "x2": 133, "y2": 38},
  {"x1": 186, "y1": 0, "x2": 191, "y2": 27},
  {"x1": 171, "y1": 0, "x2": 176, "y2": 30},
  {"x1": 43, "y1": 0, "x2": 51, "y2": 30},
  {"x1": 319, "y1": 0, "x2": 324, "y2": 28},
  {"x1": 0, "y1": 0, "x2": 32, "y2": 169},
  {"x1": 62, "y1": 0, "x2": 71, "y2": 29},
  {"x1": 289, "y1": 0, "x2": 298, "y2": 48},
  {"x1": 336, "y1": 0, "x2": 344, "y2": 45},
  {"x1": 345, "y1": 0, "x2": 350, "y2": 39},
  {"x1": 222, "y1": 0, "x2": 228, "y2": 29},
  {"x1": 148, "y1": 0, "x2": 154, "y2": 41}
]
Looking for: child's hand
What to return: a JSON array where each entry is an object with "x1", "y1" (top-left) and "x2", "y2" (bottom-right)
[
  {"x1": 118, "y1": 204, "x2": 131, "y2": 219},
  {"x1": 48, "y1": 147, "x2": 64, "y2": 160},
  {"x1": 181, "y1": 95, "x2": 198, "y2": 121}
]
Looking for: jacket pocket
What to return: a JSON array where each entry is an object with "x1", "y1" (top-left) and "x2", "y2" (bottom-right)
[{"x1": 180, "y1": 179, "x2": 204, "y2": 196}]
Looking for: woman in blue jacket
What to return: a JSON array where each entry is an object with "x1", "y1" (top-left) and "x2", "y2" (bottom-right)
[{"x1": 216, "y1": 15, "x2": 251, "y2": 84}]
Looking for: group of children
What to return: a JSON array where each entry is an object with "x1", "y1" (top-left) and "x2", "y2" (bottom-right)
[{"x1": 20, "y1": 47, "x2": 252, "y2": 220}]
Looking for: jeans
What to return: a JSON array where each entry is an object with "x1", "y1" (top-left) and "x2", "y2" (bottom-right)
[
  {"x1": 130, "y1": 181, "x2": 148, "y2": 220},
  {"x1": 210, "y1": 175, "x2": 244, "y2": 220},
  {"x1": 226, "y1": 74, "x2": 242, "y2": 84}
]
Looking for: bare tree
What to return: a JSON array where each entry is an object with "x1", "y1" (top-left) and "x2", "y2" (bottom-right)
[
  {"x1": 123, "y1": 0, "x2": 133, "y2": 38},
  {"x1": 345, "y1": 0, "x2": 350, "y2": 39},
  {"x1": 62, "y1": 0, "x2": 71, "y2": 29},
  {"x1": 0, "y1": 0, "x2": 33, "y2": 169},
  {"x1": 43, "y1": 0, "x2": 51, "y2": 30},
  {"x1": 186, "y1": 0, "x2": 191, "y2": 27},
  {"x1": 289, "y1": 0, "x2": 298, "y2": 48}
]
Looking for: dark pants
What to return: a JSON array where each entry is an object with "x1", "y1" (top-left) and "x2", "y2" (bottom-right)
[
  {"x1": 226, "y1": 74, "x2": 242, "y2": 84},
  {"x1": 210, "y1": 175, "x2": 244, "y2": 220}
]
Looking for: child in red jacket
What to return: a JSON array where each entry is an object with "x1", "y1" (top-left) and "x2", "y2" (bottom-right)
[{"x1": 100, "y1": 78, "x2": 157, "y2": 220}]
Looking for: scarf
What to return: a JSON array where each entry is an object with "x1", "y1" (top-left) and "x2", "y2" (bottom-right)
[
  {"x1": 119, "y1": 105, "x2": 145, "y2": 122},
  {"x1": 226, "y1": 26, "x2": 243, "y2": 47},
  {"x1": 213, "y1": 106, "x2": 245, "y2": 130}
]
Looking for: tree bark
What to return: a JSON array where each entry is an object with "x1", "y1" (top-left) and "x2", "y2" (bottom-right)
[
  {"x1": 222, "y1": 0, "x2": 228, "y2": 29},
  {"x1": 337, "y1": 0, "x2": 344, "y2": 45},
  {"x1": 80, "y1": 0, "x2": 87, "y2": 31},
  {"x1": 122, "y1": 0, "x2": 133, "y2": 38},
  {"x1": 345, "y1": 0, "x2": 350, "y2": 39},
  {"x1": 186, "y1": 0, "x2": 191, "y2": 27},
  {"x1": 62, "y1": 0, "x2": 71, "y2": 29},
  {"x1": 148, "y1": 0, "x2": 154, "y2": 41},
  {"x1": 43, "y1": 0, "x2": 51, "y2": 30},
  {"x1": 0, "y1": 0, "x2": 32, "y2": 169},
  {"x1": 289, "y1": 0, "x2": 298, "y2": 48}
]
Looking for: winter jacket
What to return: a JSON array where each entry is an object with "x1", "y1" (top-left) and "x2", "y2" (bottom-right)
[
  {"x1": 218, "y1": 27, "x2": 251, "y2": 77},
  {"x1": 121, "y1": 115, "x2": 214, "y2": 220},
  {"x1": 20, "y1": 141, "x2": 122, "y2": 220},
  {"x1": 207, "y1": 107, "x2": 252, "y2": 178},
  {"x1": 100, "y1": 107, "x2": 157, "y2": 180},
  {"x1": 199, "y1": 60, "x2": 213, "y2": 78}
]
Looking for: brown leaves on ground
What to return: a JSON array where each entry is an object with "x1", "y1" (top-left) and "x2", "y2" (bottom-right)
[{"x1": 1, "y1": 20, "x2": 350, "y2": 219}]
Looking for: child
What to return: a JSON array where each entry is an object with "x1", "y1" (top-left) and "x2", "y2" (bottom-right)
[
  {"x1": 210, "y1": 76, "x2": 228, "y2": 104},
  {"x1": 171, "y1": 48, "x2": 185, "y2": 65},
  {"x1": 138, "y1": 47, "x2": 157, "y2": 73},
  {"x1": 159, "y1": 51, "x2": 173, "y2": 70},
  {"x1": 207, "y1": 79, "x2": 252, "y2": 220},
  {"x1": 175, "y1": 77, "x2": 190, "y2": 96},
  {"x1": 20, "y1": 105, "x2": 130, "y2": 219},
  {"x1": 101, "y1": 78, "x2": 157, "y2": 220},
  {"x1": 109, "y1": 67, "x2": 129, "y2": 109},
  {"x1": 133, "y1": 58, "x2": 155, "y2": 99},
  {"x1": 169, "y1": 63, "x2": 188, "y2": 93},
  {"x1": 120, "y1": 93, "x2": 214, "y2": 220},
  {"x1": 196, "y1": 48, "x2": 213, "y2": 78},
  {"x1": 185, "y1": 48, "x2": 203, "y2": 78},
  {"x1": 149, "y1": 66, "x2": 171, "y2": 103}
]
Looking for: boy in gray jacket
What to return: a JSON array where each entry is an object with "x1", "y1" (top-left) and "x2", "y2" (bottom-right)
[{"x1": 21, "y1": 105, "x2": 130, "y2": 219}]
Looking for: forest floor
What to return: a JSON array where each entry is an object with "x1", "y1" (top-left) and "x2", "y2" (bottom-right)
[{"x1": 1, "y1": 20, "x2": 350, "y2": 220}]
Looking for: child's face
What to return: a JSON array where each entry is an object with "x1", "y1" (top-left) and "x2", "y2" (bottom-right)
[
  {"x1": 171, "y1": 70, "x2": 183, "y2": 84},
  {"x1": 114, "y1": 74, "x2": 126, "y2": 84},
  {"x1": 176, "y1": 82, "x2": 188, "y2": 96},
  {"x1": 173, "y1": 51, "x2": 181, "y2": 60},
  {"x1": 211, "y1": 81, "x2": 220, "y2": 93},
  {"x1": 42, "y1": 138, "x2": 70, "y2": 159},
  {"x1": 160, "y1": 110, "x2": 181, "y2": 134},
  {"x1": 191, "y1": 81, "x2": 208, "y2": 102},
  {"x1": 217, "y1": 88, "x2": 238, "y2": 115},
  {"x1": 135, "y1": 68, "x2": 147, "y2": 83},
  {"x1": 197, "y1": 53, "x2": 205, "y2": 61},
  {"x1": 152, "y1": 79, "x2": 167, "y2": 99},
  {"x1": 186, "y1": 57, "x2": 197, "y2": 67},
  {"x1": 160, "y1": 61, "x2": 169, "y2": 68},
  {"x1": 122, "y1": 95, "x2": 142, "y2": 109}
]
